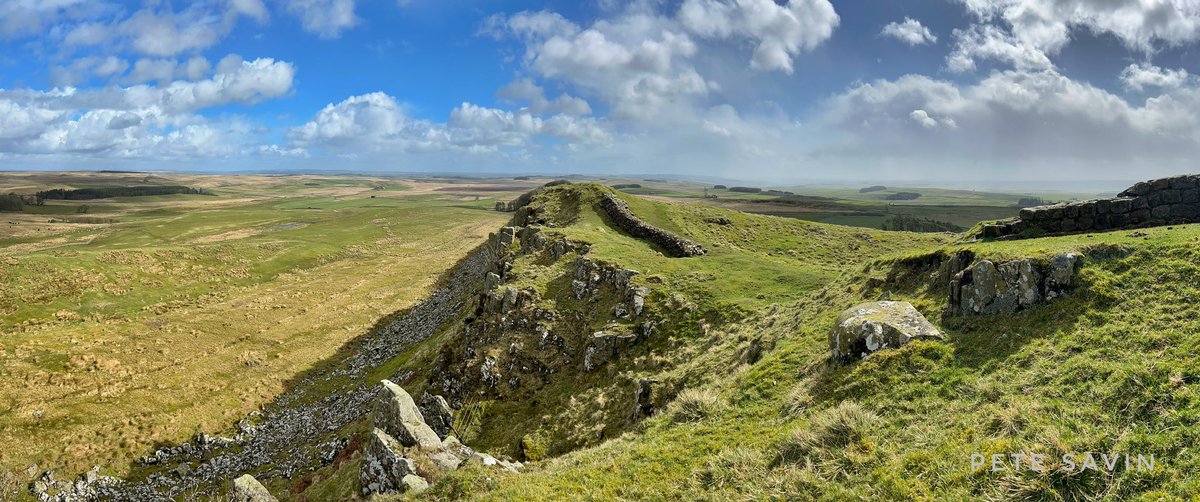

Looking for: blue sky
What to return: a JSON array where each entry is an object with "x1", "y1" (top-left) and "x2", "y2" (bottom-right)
[{"x1": 2, "y1": 0, "x2": 1200, "y2": 183}]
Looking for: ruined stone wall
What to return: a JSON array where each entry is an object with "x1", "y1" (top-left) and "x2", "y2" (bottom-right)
[
  {"x1": 982, "y1": 174, "x2": 1200, "y2": 239},
  {"x1": 598, "y1": 193, "x2": 706, "y2": 257}
]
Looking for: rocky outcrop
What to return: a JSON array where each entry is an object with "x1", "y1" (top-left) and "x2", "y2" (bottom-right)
[
  {"x1": 229, "y1": 474, "x2": 276, "y2": 502},
  {"x1": 981, "y1": 174, "x2": 1200, "y2": 239},
  {"x1": 418, "y1": 392, "x2": 455, "y2": 439},
  {"x1": 30, "y1": 467, "x2": 120, "y2": 502},
  {"x1": 374, "y1": 380, "x2": 442, "y2": 451},
  {"x1": 360, "y1": 382, "x2": 521, "y2": 497},
  {"x1": 360, "y1": 429, "x2": 419, "y2": 496},
  {"x1": 830, "y1": 301, "x2": 944, "y2": 364},
  {"x1": 598, "y1": 193, "x2": 705, "y2": 257},
  {"x1": 949, "y1": 253, "x2": 1082, "y2": 316}
]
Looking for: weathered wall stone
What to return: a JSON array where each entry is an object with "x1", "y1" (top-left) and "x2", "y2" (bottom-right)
[
  {"x1": 981, "y1": 174, "x2": 1200, "y2": 239},
  {"x1": 598, "y1": 193, "x2": 706, "y2": 257}
]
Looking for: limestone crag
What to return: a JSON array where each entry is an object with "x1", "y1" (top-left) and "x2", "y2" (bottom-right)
[
  {"x1": 981, "y1": 174, "x2": 1200, "y2": 239},
  {"x1": 599, "y1": 193, "x2": 706, "y2": 257},
  {"x1": 430, "y1": 222, "x2": 661, "y2": 407},
  {"x1": 830, "y1": 301, "x2": 944, "y2": 364}
]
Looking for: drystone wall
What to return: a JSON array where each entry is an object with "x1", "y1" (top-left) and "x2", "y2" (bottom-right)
[
  {"x1": 981, "y1": 174, "x2": 1200, "y2": 239},
  {"x1": 598, "y1": 193, "x2": 706, "y2": 257}
]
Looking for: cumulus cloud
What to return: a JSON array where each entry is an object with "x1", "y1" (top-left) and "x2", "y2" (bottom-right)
[
  {"x1": 956, "y1": 0, "x2": 1200, "y2": 53},
  {"x1": 284, "y1": 0, "x2": 358, "y2": 38},
  {"x1": 0, "y1": 56, "x2": 295, "y2": 161},
  {"x1": 290, "y1": 93, "x2": 610, "y2": 154},
  {"x1": 63, "y1": 1, "x2": 267, "y2": 56},
  {"x1": 678, "y1": 0, "x2": 839, "y2": 73},
  {"x1": 491, "y1": 10, "x2": 712, "y2": 120},
  {"x1": 50, "y1": 56, "x2": 130, "y2": 86},
  {"x1": 0, "y1": 0, "x2": 96, "y2": 39},
  {"x1": 497, "y1": 79, "x2": 592, "y2": 116},
  {"x1": 1120, "y1": 63, "x2": 1190, "y2": 91},
  {"x1": 819, "y1": 68, "x2": 1200, "y2": 177},
  {"x1": 881, "y1": 17, "x2": 937, "y2": 46},
  {"x1": 946, "y1": 24, "x2": 1053, "y2": 72}
]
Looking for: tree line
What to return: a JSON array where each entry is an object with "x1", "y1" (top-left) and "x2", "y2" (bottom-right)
[{"x1": 35, "y1": 185, "x2": 209, "y2": 201}]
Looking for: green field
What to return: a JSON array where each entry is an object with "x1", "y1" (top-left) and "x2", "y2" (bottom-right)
[{"x1": 0, "y1": 172, "x2": 518, "y2": 482}]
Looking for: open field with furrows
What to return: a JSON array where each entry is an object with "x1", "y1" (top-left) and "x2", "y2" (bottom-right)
[{"x1": 0, "y1": 172, "x2": 528, "y2": 481}]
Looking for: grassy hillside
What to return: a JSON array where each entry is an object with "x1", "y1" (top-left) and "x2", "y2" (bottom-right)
[
  {"x1": 0, "y1": 174, "x2": 516, "y2": 488},
  {"x1": 420, "y1": 195, "x2": 1200, "y2": 500}
]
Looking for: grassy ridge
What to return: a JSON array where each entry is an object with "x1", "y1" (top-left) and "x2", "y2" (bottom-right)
[{"x1": 400, "y1": 186, "x2": 1200, "y2": 500}]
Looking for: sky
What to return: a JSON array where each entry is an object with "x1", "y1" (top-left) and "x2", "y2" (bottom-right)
[{"x1": 2, "y1": 0, "x2": 1200, "y2": 183}]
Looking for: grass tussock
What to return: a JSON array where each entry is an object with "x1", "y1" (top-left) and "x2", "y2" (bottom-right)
[{"x1": 667, "y1": 389, "x2": 727, "y2": 424}]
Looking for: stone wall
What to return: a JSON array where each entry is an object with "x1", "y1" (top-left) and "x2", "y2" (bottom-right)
[
  {"x1": 598, "y1": 193, "x2": 706, "y2": 257},
  {"x1": 980, "y1": 174, "x2": 1200, "y2": 239}
]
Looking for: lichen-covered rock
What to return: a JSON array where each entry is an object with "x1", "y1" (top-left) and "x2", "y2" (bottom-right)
[
  {"x1": 229, "y1": 474, "x2": 276, "y2": 502},
  {"x1": 401, "y1": 474, "x2": 429, "y2": 494},
  {"x1": 374, "y1": 380, "x2": 441, "y2": 451},
  {"x1": 418, "y1": 392, "x2": 455, "y2": 439},
  {"x1": 360, "y1": 428, "x2": 417, "y2": 496},
  {"x1": 1046, "y1": 252, "x2": 1082, "y2": 298},
  {"x1": 830, "y1": 301, "x2": 944, "y2": 364},
  {"x1": 949, "y1": 253, "x2": 1082, "y2": 315}
]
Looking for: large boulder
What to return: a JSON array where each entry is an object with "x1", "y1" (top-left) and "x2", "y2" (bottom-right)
[
  {"x1": 418, "y1": 392, "x2": 455, "y2": 439},
  {"x1": 374, "y1": 380, "x2": 442, "y2": 451},
  {"x1": 360, "y1": 428, "x2": 419, "y2": 496},
  {"x1": 229, "y1": 474, "x2": 277, "y2": 502},
  {"x1": 830, "y1": 301, "x2": 944, "y2": 364}
]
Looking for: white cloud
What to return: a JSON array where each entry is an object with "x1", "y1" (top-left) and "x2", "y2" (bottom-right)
[
  {"x1": 63, "y1": 1, "x2": 267, "y2": 56},
  {"x1": 908, "y1": 109, "x2": 938, "y2": 128},
  {"x1": 497, "y1": 79, "x2": 592, "y2": 116},
  {"x1": 678, "y1": 0, "x2": 840, "y2": 73},
  {"x1": 956, "y1": 0, "x2": 1200, "y2": 53},
  {"x1": 881, "y1": 17, "x2": 937, "y2": 46},
  {"x1": 492, "y1": 10, "x2": 712, "y2": 120},
  {"x1": 0, "y1": 56, "x2": 295, "y2": 161},
  {"x1": 290, "y1": 93, "x2": 610, "y2": 154},
  {"x1": 947, "y1": 24, "x2": 1053, "y2": 72},
  {"x1": 819, "y1": 68, "x2": 1200, "y2": 177},
  {"x1": 50, "y1": 56, "x2": 130, "y2": 86},
  {"x1": 0, "y1": 0, "x2": 95, "y2": 39},
  {"x1": 284, "y1": 0, "x2": 358, "y2": 38},
  {"x1": 137, "y1": 57, "x2": 296, "y2": 113},
  {"x1": 1120, "y1": 63, "x2": 1190, "y2": 91}
]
